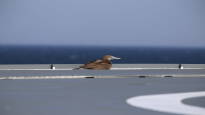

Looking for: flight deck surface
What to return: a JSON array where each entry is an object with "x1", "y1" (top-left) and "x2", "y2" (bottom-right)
[{"x1": 0, "y1": 64, "x2": 205, "y2": 115}]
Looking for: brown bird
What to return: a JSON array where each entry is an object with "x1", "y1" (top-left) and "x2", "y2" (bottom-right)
[{"x1": 74, "y1": 55, "x2": 121, "y2": 70}]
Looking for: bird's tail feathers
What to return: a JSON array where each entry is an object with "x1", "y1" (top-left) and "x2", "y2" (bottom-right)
[{"x1": 72, "y1": 67, "x2": 81, "y2": 70}]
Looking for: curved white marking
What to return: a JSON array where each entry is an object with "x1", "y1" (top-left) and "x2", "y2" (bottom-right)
[{"x1": 126, "y1": 91, "x2": 205, "y2": 115}]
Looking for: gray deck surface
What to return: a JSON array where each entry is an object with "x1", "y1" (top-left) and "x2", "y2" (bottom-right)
[
  {"x1": 1, "y1": 64, "x2": 205, "y2": 70},
  {"x1": 183, "y1": 96, "x2": 205, "y2": 108},
  {"x1": 0, "y1": 64, "x2": 205, "y2": 115},
  {"x1": 0, "y1": 69, "x2": 205, "y2": 79},
  {"x1": 0, "y1": 77, "x2": 205, "y2": 115}
]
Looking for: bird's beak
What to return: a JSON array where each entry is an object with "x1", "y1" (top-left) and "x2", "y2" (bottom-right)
[{"x1": 111, "y1": 56, "x2": 121, "y2": 60}]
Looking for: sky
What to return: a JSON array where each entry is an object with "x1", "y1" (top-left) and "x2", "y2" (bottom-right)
[{"x1": 0, "y1": 0, "x2": 205, "y2": 47}]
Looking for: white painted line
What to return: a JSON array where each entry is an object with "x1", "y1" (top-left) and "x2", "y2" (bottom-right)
[
  {"x1": 126, "y1": 91, "x2": 205, "y2": 115},
  {"x1": 111, "y1": 68, "x2": 178, "y2": 70},
  {"x1": 0, "y1": 69, "x2": 73, "y2": 70},
  {"x1": 0, "y1": 76, "x2": 89, "y2": 80},
  {"x1": 0, "y1": 68, "x2": 204, "y2": 70},
  {"x1": 0, "y1": 68, "x2": 143, "y2": 70}
]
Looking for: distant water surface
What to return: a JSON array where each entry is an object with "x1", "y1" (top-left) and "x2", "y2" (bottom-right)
[{"x1": 0, "y1": 45, "x2": 205, "y2": 64}]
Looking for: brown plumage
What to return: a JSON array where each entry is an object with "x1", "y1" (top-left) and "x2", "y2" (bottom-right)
[{"x1": 74, "y1": 55, "x2": 121, "y2": 70}]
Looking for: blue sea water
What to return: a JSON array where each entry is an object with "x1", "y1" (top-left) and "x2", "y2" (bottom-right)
[{"x1": 0, "y1": 45, "x2": 205, "y2": 64}]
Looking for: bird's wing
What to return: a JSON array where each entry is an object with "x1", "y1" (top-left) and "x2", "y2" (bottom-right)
[
  {"x1": 85, "y1": 59, "x2": 102, "y2": 65},
  {"x1": 79, "y1": 59, "x2": 103, "y2": 69}
]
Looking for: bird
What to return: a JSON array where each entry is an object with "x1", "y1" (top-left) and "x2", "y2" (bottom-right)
[{"x1": 73, "y1": 55, "x2": 121, "y2": 70}]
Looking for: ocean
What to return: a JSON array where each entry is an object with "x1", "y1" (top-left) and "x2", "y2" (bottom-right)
[{"x1": 0, "y1": 45, "x2": 205, "y2": 64}]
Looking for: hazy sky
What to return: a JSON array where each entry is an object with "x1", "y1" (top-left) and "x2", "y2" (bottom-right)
[{"x1": 0, "y1": 0, "x2": 205, "y2": 47}]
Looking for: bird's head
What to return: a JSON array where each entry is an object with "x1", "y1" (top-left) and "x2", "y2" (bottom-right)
[{"x1": 103, "y1": 55, "x2": 121, "y2": 61}]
